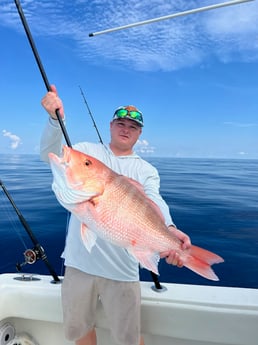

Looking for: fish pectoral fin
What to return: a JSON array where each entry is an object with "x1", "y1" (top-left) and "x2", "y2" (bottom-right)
[
  {"x1": 129, "y1": 248, "x2": 160, "y2": 275},
  {"x1": 80, "y1": 223, "x2": 97, "y2": 253}
]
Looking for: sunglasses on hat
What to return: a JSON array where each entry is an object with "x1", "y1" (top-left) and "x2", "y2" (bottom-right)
[{"x1": 113, "y1": 107, "x2": 144, "y2": 127}]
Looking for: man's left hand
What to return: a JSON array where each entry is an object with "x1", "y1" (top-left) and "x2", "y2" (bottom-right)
[{"x1": 160, "y1": 226, "x2": 191, "y2": 268}]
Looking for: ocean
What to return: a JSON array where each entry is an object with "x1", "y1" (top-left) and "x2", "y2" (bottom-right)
[{"x1": 0, "y1": 154, "x2": 257, "y2": 289}]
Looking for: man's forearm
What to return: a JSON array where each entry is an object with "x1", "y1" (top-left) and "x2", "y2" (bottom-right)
[{"x1": 40, "y1": 118, "x2": 63, "y2": 163}]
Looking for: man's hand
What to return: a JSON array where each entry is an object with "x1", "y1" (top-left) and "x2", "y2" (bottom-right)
[
  {"x1": 41, "y1": 84, "x2": 64, "y2": 120},
  {"x1": 160, "y1": 226, "x2": 191, "y2": 268}
]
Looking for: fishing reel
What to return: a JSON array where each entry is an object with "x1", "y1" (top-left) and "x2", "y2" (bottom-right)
[
  {"x1": 16, "y1": 248, "x2": 39, "y2": 272},
  {"x1": 1, "y1": 179, "x2": 60, "y2": 283}
]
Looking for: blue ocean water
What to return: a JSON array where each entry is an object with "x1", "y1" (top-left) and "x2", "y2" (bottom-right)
[{"x1": 0, "y1": 154, "x2": 257, "y2": 288}]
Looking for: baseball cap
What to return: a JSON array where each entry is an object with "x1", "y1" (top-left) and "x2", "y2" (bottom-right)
[{"x1": 112, "y1": 105, "x2": 144, "y2": 127}]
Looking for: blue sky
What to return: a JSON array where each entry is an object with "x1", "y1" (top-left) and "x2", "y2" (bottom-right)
[{"x1": 0, "y1": 0, "x2": 258, "y2": 158}]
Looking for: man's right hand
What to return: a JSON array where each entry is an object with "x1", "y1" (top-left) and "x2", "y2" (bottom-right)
[{"x1": 41, "y1": 84, "x2": 64, "y2": 120}]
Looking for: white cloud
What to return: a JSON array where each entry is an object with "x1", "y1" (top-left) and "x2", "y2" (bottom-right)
[
  {"x1": 2, "y1": 130, "x2": 22, "y2": 149},
  {"x1": 135, "y1": 139, "x2": 155, "y2": 154},
  {"x1": 0, "y1": 0, "x2": 258, "y2": 71},
  {"x1": 224, "y1": 121, "x2": 258, "y2": 127},
  {"x1": 238, "y1": 151, "x2": 248, "y2": 155}
]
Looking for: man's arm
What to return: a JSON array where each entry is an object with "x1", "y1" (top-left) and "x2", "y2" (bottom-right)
[
  {"x1": 40, "y1": 118, "x2": 63, "y2": 163},
  {"x1": 40, "y1": 85, "x2": 65, "y2": 163}
]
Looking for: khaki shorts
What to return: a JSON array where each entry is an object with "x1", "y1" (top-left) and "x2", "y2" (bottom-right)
[{"x1": 61, "y1": 266, "x2": 141, "y2": 345}]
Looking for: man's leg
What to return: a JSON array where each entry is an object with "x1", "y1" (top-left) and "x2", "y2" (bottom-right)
[
  {"x1": 99, "y1": 278, "x2": 142, "y2": 345},
  {"x1": 75, "y1": 329, "x2": 144, "y2": 345},
  {"x1": 62, "y1": 268, "x2": 98, "y2": 343}
]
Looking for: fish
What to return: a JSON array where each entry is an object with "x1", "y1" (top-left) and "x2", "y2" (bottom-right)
[{"x1": 48, "y1": 146, "x2": 224, "y2": 281}]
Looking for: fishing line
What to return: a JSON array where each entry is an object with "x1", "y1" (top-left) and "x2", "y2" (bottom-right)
[{"x1": 1, "y1": 193, "x2": 27, "y2": 250}]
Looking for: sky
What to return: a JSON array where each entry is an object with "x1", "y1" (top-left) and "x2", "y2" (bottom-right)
[{"x1": 0, "y1": 0, "x2": 258, "y2": 158}]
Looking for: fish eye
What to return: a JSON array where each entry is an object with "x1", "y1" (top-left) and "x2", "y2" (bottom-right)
[{"x1": 84, "y1": 159, "x2": 92, "y2": 166}]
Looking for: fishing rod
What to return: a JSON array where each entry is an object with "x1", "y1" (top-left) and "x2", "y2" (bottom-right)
[
  {"x1": 14, "y1": 0, "x2": 72, "y2": 148},
  {"x1": 15, "y1": 0, "x2": 103, "y2": 147},
  {"x1": 89, "y1": 0, "x2": 254, "y2": 36},
  {"x1": 79, "y1": 86, "x2": 103, "y2": 144},
  {"x1": 0, "y1": 180, "x2": 61, "y2": 283},
  {"x1": 14, "y1": 0, "x2": 166, "y2": 291}
]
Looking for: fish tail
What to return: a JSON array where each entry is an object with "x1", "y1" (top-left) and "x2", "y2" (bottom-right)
[{"x1": 184, "y1": 245, "x2": 224, "y2": 281}]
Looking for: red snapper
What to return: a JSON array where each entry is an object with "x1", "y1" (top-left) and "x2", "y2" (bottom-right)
[{"x1": 48, "y1": 146, "x2": 224, "y2": 280}]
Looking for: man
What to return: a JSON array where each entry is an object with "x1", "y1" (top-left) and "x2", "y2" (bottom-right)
[{"x1": 40, "y1": 85, "x2": 191, "y2": 345}]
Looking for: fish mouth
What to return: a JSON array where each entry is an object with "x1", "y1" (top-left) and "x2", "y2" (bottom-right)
[
  {"x1": 62, "y1": 145, "x2": 72, "y2": 165},
  {"x1": 48, "y1": 146, "x2": 93, "y2": 205},
  {"x1": 48, "y1": 146, "x2": 83, "y2": 189},
  {"x1": 48, "y1": 148, "x2": 69, "y2": 191},
  {"x1": 48, "y1": 146, "x2": 71, "y2": 173}
]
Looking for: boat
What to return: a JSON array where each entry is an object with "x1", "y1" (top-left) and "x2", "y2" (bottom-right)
[
  {"x1": 0, "y1": 272, "x2": 257, "y2": 345},
  {"x1": 1, "y1": 160, "x2": 258, "y2": 345},
  {"x1": 1, "y1": 1, "x2": 257, "y2": 344}
]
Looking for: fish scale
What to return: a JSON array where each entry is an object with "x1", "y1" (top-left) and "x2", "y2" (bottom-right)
[{"x1": 92, "y1": 177, "x2": 170, "y2": 248}]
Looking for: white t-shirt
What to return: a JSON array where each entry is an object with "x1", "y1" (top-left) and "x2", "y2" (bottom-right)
[{"x1": 40, "y1": 118, "x2": 174, "y2": 281}]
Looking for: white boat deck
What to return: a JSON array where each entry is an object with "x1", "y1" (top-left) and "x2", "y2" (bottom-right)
[{"x1": 0, "y1": 273, "x2": 258, "y2": 345}]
